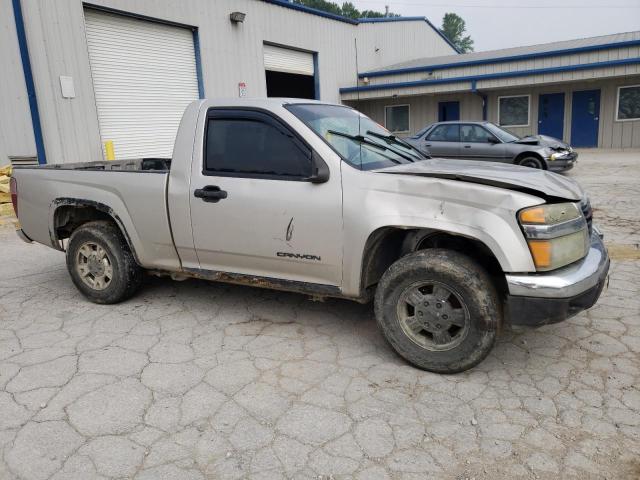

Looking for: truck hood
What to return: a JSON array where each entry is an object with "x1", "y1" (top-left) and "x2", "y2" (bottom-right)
[{"x1": 375, "y1": 158, "x2": 583, "y2": 201}]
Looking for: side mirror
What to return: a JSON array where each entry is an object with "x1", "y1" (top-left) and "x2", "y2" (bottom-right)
[
  {"x1": 305, "y1": 151, "x2": 330, "y2": 184},
  {"x1": 488, "y1": 136, "x2": 500, "y2": 144}
]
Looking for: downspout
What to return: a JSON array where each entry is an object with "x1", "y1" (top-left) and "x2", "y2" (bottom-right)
[
  {"x1": 12, "y1": 0, "x2": 47, "y2": 164},
  {"x1": 471, "y1": 79, "x2": 487, "y2": 121}
]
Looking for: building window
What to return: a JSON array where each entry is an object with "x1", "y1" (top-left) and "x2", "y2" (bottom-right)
[
  {"x1": 617, "y1": 85, "x2": 640, "y2": 121},
  {"x1": 385, "y1": 105, "x2": 410, "y2": 133},
  {"x1": 498, "y1": 95, "x2": 530, "y2": 127}
]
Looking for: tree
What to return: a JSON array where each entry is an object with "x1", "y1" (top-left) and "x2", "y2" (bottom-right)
[
  {"x1": 441, "y1": 13, "x2": 474, "y2": 53},
  {"x1": 293, "y1": 1, "x2": 398, "y2": 20}
]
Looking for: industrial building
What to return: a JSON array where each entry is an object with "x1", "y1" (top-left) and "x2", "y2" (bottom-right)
[
  {"x1": 1, "y1": 0, "x2": 456, "y2": 165},
  {"x1": 2, "y1": 0, "x2": 639, "y2": 167},
  {"x1": 343, "y1": 32, "x2": 640, "y2": 149}
]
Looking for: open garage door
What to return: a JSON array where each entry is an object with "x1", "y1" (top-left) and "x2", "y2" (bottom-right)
[
  {"x1": 263, "y1": 44, "x2": 316, "y2": 99},
  {"x1": 84, "y1": 9, "x2": 200, "y2": 160}
]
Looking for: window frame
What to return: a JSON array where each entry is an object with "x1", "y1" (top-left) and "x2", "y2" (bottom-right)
[
  {"x1": 615, "y1": 84, "x2": 640, "y2": 122},
  {"x1": 384, "y1": 104, "x2": 410, "y2": 134},
  {"x1": 202, "y1": 107, "x2": 314, "y2": 181},
  {"x1": 497, "y1": 94, "x2": 531, "y2": 128},
  {"x1": 426, "y1": 123, "x2": 461, "y2": 143}
]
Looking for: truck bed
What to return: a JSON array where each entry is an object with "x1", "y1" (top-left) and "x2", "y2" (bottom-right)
[
  {"x1": 30, "y1": 158, "x2": 171, "y2": 172},
  {"x1": 13, "y1": 159, "x2": 180, "y2": 272}
]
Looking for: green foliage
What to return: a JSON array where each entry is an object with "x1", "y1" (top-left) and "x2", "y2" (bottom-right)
[
  {"x1": 440, "y1": 13, "x2": 474, "y2": 53},
  {"x1": 292, "y1": 0, "x2": 398, "y2": 20}
]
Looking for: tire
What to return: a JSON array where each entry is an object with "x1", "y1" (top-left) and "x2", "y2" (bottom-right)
[
  {"x1": 374, "y1": 249, "x2": 500, "y2": 373},
  {"x1": 517, "y1": 156, "x2": 544, "y2": 169},
  {"x1": 66, "y1": 220, "x2": 143, "y2": 304}
]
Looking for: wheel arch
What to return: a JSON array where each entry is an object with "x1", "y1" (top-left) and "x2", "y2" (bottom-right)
[
  {"x1": 359, "y1": 226, "x2": 508, "y2": 299},
  {"x1": 514, "y1": 151, "x2": 547, "y2": 169},
  {"x1": 50, "y1": 198, "x2": 140, "y2": 264}
]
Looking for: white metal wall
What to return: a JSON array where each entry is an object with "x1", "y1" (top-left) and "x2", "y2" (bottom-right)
[
  {"x1": 0, "y1": 0, "x2": 36, "y2": 166},
  {"x1": 84, "y1": 9, "x2": 200, "y2": 160},
  {"x1": 10, "y1": 0, "x2": 455, "y2": 164}
]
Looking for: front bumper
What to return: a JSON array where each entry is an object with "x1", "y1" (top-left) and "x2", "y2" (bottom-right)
[
  {"x1": 504, "y1": 228, "x2": 609, "y2": 326},
  {"x1": 547, "y1": 152, "x2": 578, "y2": 172}
]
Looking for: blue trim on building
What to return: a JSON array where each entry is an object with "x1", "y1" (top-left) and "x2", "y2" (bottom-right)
[
  {"x1": 359, "y1": 38, "x2": 640, "y2": 79},
  {"x1": 192, "y1": 29, "x2": 205, "y2": 98},
  {"x1": 313, "y1": 53, "x2": 320, "y2": 100},
  {"x1": 260, "y1": 1, "x2": 458, "y2": 53},
  {"x1": 12, "y1": 0, "x2": 46, "y2": 164},
  {"x1": 357, "y1": 17, "x2": 459, "y2": 53},
  {"x1": 261, "y1": 0, "x2": 358, "y2": 24},
  {"x1": 341, "y1": 57, "x2": 640, "y2": 94}
]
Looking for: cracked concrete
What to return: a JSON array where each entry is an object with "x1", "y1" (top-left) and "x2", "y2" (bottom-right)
[{"x1": 1, "y1": 150, "x2": 639, "y2": 479}]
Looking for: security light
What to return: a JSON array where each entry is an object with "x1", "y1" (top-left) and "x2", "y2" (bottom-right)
[{"x1": 230, "y1": 11, "x2": 246, "y2": 23}]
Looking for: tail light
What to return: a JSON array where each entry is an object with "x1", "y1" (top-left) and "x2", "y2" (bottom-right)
[{"x1": 9, "y1": 177, "x2": 18, "y2": 218}]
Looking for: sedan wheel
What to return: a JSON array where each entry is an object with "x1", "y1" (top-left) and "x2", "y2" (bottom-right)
[{"x1": 518, "y1": 156, "x2": 544, "y2": 169}]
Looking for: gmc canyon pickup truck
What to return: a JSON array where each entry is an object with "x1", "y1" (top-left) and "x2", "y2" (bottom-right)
[{"x1": 11, "y1": 99, "x2": 609, "y2": 373}]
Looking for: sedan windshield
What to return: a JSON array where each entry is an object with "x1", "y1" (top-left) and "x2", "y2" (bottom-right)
[
  {"x1": 286, "y1": 104, "x2": 426, "y2": 170},
  {"x1": 484, "y1": 123, "x2": 520, "y2": 143}
]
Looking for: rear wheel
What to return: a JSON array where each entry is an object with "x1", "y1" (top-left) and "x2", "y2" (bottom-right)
[
  {"x1": 374, "y1": 249, "x2": 500, "y2": 373},
  {"x1": 66, "y1": 221, "x2": 142, "y2": 304},
  {"x1": 518, "y1": 156, "x2": 544, "y2": 169}
]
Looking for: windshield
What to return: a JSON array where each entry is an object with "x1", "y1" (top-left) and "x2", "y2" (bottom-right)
[
  {"x1": 286, "y1": 104, "x2": 426, "y2": 170},
  {"x1": 484, "y1": 123, "x2": 520, "y2": 143}
]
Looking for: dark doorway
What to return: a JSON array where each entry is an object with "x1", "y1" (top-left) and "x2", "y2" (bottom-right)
[
  {"x1": 438, "y1": 101, "x2": 460, "y2": 122},
  {"x1": 266, "y1": 70, "x2": 315, "y2": 99}
]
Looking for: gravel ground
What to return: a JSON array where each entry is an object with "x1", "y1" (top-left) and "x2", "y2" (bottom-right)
[{"x1": 0, "y1": 150, "x2": 639, "y2": 480}]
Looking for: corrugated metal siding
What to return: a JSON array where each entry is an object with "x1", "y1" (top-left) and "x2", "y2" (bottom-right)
[
  {"x1": 350, "y1": 77, "x2": 640, "y2": 148},
  {"x1": 263, "y1": 44, "x2": 314, "y2": 75},
  {"x1": 0, "y1": 0, "x2": 37, "y2": 166},
  {"x1": 7, "y1": 0, "x2": 456, "y2": 164},
  {"x1": 372, "y1": 31, "x2": 640, "y2": 73},
  {"x1": 84, "y1": 9, "x2": 199, "y2": 160}
]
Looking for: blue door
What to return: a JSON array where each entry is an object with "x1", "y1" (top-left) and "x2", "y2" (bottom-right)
[
  {"x1": 571, "y1": 90, "x2": 600, "y2": 147},
  {"x1": 538, "y1": 93, "x2": 564, "y2": 140},
  {"x1": 438, "y1": 101, "x2": 460, "y2": 122}
]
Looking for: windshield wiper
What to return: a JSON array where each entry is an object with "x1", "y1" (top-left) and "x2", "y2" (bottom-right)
[
  {"x1": 326, "y1": 130, "x2": 402, "y2": 164},
  {"x1": 365, "y1": 131, "x2": 424, "y2": 161},
  {"x1": 327, "y1": 130, "x2": 416, "y2": 163}
]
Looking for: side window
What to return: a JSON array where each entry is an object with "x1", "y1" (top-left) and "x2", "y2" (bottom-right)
[
  {"x1": 427, "y1": 124, "x2": 460, "y2": 142},
  {"x1": 205, "y1": 115, "x2": 311, "y2": 179},
  {"x1": 461, "y1": 125, "x2": 494, "y2": 143}
]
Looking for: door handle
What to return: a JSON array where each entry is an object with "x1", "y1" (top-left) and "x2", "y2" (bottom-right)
[
  {"x1": 463, "y1": 145, "x2": 471, "y2": 148},
  {"x1": 425, "y1": 144, "x2": 431, "y2": 147},
  {"x1": 194, "y1": 185, "x2": 228, "y2": 203}
]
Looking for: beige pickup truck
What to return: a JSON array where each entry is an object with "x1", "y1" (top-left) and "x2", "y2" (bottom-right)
[{"x1": 10, "y1": 98, "x2": 609, "y2": 373}]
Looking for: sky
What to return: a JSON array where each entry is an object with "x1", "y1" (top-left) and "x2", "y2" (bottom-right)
[{"x1": 350, "y1": 0, "x2": 640, "y2": 51}]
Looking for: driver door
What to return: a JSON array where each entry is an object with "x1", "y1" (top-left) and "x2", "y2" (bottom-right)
[{"x1": 189, "y1": 109, "x2": 343, "y2": 287}]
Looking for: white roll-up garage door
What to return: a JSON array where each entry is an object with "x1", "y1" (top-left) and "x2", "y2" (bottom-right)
[
  {"x1": 263, "y1": 44, "x2": 314, "y2": 76},
  {"x1": 84, "y1": 9, "x2": 200, "y2": 160}
]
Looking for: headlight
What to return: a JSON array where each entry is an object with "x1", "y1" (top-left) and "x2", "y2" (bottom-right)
[
  {"x1": 518, "y1": 202, "x2": 589, "y2": 271},
  {"x1": 549, "y1": 151, "x2": 569, "y2": 161}
]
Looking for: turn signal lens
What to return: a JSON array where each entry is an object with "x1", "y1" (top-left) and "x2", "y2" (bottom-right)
[
  {"x1": 519, "y1": 202, "x2": 581, "y2": 225},
  {"x1": 519, "y1": 207, "x2": 545, "y2": 224},
  {"x1": 527, "y1": 240, "x2": 552, "y2": 269}
]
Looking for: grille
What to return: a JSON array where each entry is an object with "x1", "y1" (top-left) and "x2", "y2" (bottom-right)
[{"x1": 580, "y1": 198, "x2": 593, "y2": 235}]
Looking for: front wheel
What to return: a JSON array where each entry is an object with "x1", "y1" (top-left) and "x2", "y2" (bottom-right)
[
  {"x1": 374, "y1": 249, "x2": 501, "y2": 373},
  {"x1": 66, "y1": 221, "x2": 143, "y2": 304},
  {"x1": 518, "y1": 156, "x2": 544, "y2": 169}
]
